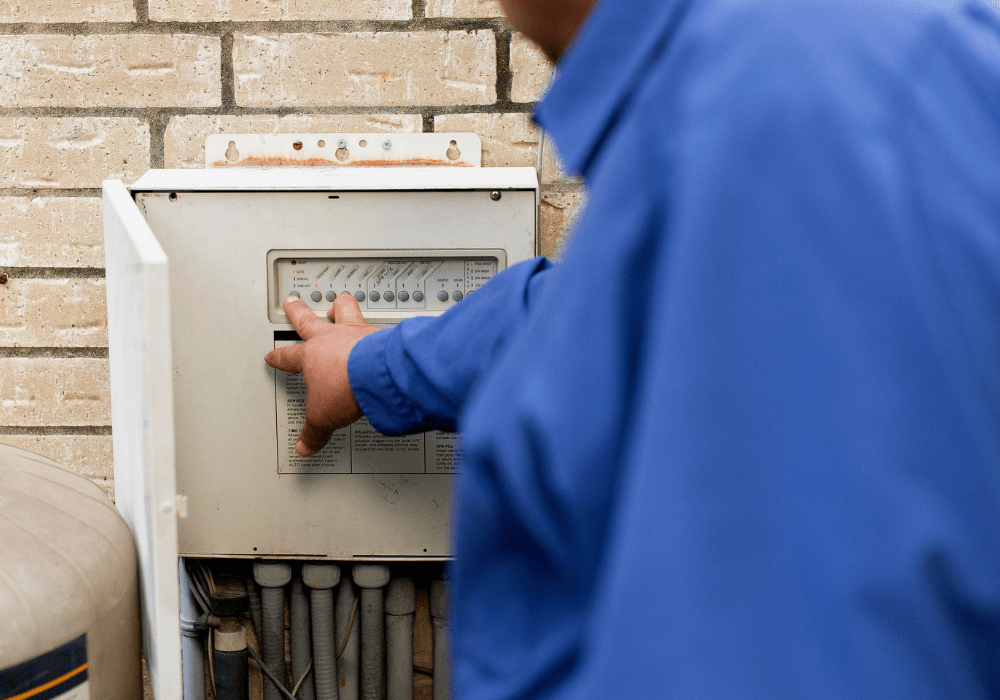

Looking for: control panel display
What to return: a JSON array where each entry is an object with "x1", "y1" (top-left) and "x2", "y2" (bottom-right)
[{"x1": 268, "y1": 251, "x2": 505, "y2": 322}]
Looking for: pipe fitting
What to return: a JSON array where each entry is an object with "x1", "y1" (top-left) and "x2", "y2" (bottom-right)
[
  {"x1": 351, "y1": 564, "x2": 390, "y2": 589},
  {"x1": 303, "y1": 562, "x2": 341, "y2": 589},
  {"x1": 254, "y1": 561, "x2": 292, "y2": 588}
]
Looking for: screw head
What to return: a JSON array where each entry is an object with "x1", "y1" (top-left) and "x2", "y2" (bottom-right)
[
  {"x1": 382, "y1": 139, "x2": 392, "y2": 150},
  {"x1": 490, "y1": 190, "x2": 501, "y2": 201},
  {"x1": 337, "y1": 138, "x2": 347, "y2": 149}
]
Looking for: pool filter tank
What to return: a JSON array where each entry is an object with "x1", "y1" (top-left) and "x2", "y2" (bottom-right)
[{"x1": 0, "y1": 444, "x2": 141, "y2": 700}]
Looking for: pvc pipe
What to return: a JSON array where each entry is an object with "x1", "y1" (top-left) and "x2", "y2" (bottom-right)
[
  {"x1": 179, "y1": 558, "x2": 207, "y2": 700},
  {"x1": 352, "y1": 565, "x2": 390, "y2": 700},
  {"x1": 254, "y1": 561, "x2": 292, "y2": 700},
  {"x1": 385, "y1": 577, "x2": 416, "y2": 700},
  {"x1": 246, "y1": 576, "x2": 264, "y2": 642},
  {"x1": 213, "y1": 618, "x2": 249, "y2": 700},
  {"x1": 290, "y1": 573, "x2": 316, "y2": 700},
  {"x1": 336, "y1": 572, "x2": 360, "y2": 700},
  {"x1": 430, "y1": 579, "x2": 449, "y2": 700},
  {"x1": 302, "y1": 563, "x2": 341, "y2": 700}
]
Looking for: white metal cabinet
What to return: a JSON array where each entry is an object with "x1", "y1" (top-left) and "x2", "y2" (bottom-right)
[{"x1": 104, "y1": 165, "x2": 538, "y2": 699}]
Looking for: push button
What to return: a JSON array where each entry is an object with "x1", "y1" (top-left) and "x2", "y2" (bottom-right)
[
  {"x1": 288, "y1": 291, "x2": 300, "y2": 298},
  {"x1": 412, "y1": 290, "x2": 424, "y2": 302},
  {"x1": 326, "y1": 291, "x2": 336, "y2": 302},
  {"x1": 398, "y1": 290, "x2": 409, "y2": 302},
  {"x1": 311, "y1": 291, "x2": 322, "y2": 302},
  {"x1": 384, "y1": 290, "x2": 395, "y2": 302},
  {"x1": 354, "y1": 291, "x2": 365, "y2": 302},
  {"x1": 369, "y1": 291, "x2": 380, "y2": 302},
  {"x1": 437, "y1": 290, "x2": 449, "y2": 302},
  {"x1": 452, "y1": 290, "x2": 464, "y2": 302}
]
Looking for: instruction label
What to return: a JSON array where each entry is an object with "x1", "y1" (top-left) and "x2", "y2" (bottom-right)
[{"x1": 275, "y1": 340, "x2": 461, "y2": 474}]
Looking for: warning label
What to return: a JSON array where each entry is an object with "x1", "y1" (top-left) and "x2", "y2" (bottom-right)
[{"x1": 275, "y1": 340, "x2": 461, "y2": 474}]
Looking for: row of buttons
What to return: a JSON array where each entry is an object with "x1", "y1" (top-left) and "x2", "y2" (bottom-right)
[{"x1": 288, "y1": 289, "x2": 465, "y2": 303}]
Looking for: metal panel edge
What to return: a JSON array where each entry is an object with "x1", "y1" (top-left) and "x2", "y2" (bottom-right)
[
  {"x1": 103, "y1": 180, "x2": 182, "y2": 700},
  {"x1": 131, "y1": 166, "x2": 539, "y2": 193}
]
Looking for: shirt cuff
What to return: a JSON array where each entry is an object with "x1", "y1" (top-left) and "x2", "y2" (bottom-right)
[{"x1": 347, "y1": 326, "x2": 421, "y2": 436}]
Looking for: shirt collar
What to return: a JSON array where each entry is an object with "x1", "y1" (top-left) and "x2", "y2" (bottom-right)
[{"x1": 534, "y1": 0, "x2": 691, "y2": 178}]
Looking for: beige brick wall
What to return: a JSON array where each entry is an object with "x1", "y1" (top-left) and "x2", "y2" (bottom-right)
[{"x1": 0, "y1": 0, "x2": 582, "y2": 506}]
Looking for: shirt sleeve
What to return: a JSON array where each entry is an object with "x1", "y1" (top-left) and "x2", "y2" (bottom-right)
[{"x1": 347, "y1": 256, "x2": 554, "y2": 435}]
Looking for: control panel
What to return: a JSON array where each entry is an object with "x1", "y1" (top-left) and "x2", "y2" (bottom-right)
[{"x1": 267, "y1": 249, "x2": 504, "y2": 323}]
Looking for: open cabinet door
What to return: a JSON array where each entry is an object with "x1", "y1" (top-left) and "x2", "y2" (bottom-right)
[{"x1": 103, "y1": 180, "x2": 181, "y2": 700}]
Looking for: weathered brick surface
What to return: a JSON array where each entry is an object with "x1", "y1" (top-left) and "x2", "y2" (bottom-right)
[
  {"x1": 434, "y1": 112, "x2": 573, "y2": 184},
  {"x1": 0, "y1": 35, "x2": 222, "y2": 109},
  {"x1": 541, "y1": 191, "x2": 586, "y2": 259},
  {"x1": 0, "y1": 358, "x2": 110, "y2": 426},
  {"x1": 0, "y1": 117, "x2": 149, "y2": 188},
  {"x1": 150, "y1": 0, "x2": 410, "y2": 21},
  {"x1": 0, "y1": 279, "x2": 107, "y2": 347},
  {"x1": 0, "y1": 197, "x2": 103, "y2": 268},
  {"x1": 510, "y1": 33, "x2": 552, "y2": 103},
  {"x1": 0, "y1": 1, "x2": 135, "y2": 23},
  {"x1": 165, "y1": 113, "x2": 422, "y2": 168},
  {"x1": 425, "y1": 0, "x2": 504, "y2": 18},
  {"x1": 234, "y1": 32, "x2": 497, "y2": 107},
  {"x1": 0, "y1": 435, "x2": 113, "y2": 485}
]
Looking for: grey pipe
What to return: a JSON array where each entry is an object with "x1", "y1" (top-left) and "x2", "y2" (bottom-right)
[
  {"x1": 385, "y1": 577, "x2": 416, "y2": 700},
  {"x1": 303, "y1": 563, "x2": 340, "y2": 700},
  {"x1": 246, "y1": 576, "x2": 264, "y2": 642},
  {"x1": 336, "y1": 571, "x2": 360, "y2": 700},
  {"x1": 254, "y1": 561, "x2": 292, "y2": 700},
  {"x1": 291, "y1": 573, "x2": 317, "y2": 700},
  {"x1": 353, "y1": 565, "x2": 390, "y2": 700},
  {"x1": 179, "y1": 558, "x2": 207, "y2": 700},
  {"x1": 430, "y1": 579, "x2": 449, "y2": 700}
]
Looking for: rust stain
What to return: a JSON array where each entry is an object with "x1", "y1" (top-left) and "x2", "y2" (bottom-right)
[
  {"x1": 211, "y1": 156, "x2": 471, "y2": 168},
  {"x1": 0, "y1": 273, "x2": 8, "y2": 285}
]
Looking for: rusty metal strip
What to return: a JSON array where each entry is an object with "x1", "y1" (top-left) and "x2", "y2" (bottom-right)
[{"x1": 206, "y1": 133, "x2": 481, "y2": 168}]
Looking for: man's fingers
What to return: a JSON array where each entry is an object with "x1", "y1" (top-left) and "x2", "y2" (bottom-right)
[
  {"x1": 329, "y1": 293, "x2": 367, "y2": 324},
  {"x1": 283, "y1": 296, "x2": 329, "y2": 340},
  {"x1": 296, "y1": 420, "x2": 335, "y2": 457},
  {"x1": 265, "y1": 343, "x2": 304, "y2": 374}
]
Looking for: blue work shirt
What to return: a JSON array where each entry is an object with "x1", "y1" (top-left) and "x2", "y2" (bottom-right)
[{"x1": 349, "y1": 0, "x2": 1000, "y2": 696}]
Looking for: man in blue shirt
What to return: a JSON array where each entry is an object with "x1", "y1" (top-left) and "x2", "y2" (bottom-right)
[{"x1": 266, "y1": 0, "x2": 1000, "y2": 696}]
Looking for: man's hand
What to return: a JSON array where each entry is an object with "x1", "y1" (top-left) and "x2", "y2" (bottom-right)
[{"x1": 265, "y1": 294, "x2": 380, "y2": 457}]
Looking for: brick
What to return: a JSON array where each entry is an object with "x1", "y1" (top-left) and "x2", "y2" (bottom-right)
[
  {"x1": 0, "y1": 1, "x2": 135, "y2": 23},
  {"x1": 0, "y1": 117, "x2": 149, "y2": 188},
  {"x1": 425, "y1": 0, "x2": 504, "y2": 18},
  {"x1": 150, "y1": 0, "x2": 410, "y2": 21},
  {"x1": 510, "y1": 33, "x2": 552, "y2": 103},
  {"x1": 0, "y1": 35, "x2": 221, "y2": 109},
  {"x1": 0, "y1": 358, "x2": 109, "y2": 426},
  {"x1": 0, "y1": 197, "x2": 103, "y2": 267},
  {"x1": 0, "y1": 278, "x2": 106, "y2": 347},
  {"x1": 234, "y1": 32, "x2": 497, "y2": 107},
  {"x1": 434, "y1": 112, "x2": 574, "y2": 184},
  {"x1": 540, "y1": 191, "x2": 586, "y2": 259},
  {"x1": 165, "y1": 113, "x2": 422, "y2": 169},
  {"x1": 0, "y1": 435, "x2": 113, "y2": 483}
]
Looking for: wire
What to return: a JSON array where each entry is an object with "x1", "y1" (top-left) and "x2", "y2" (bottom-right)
[
  {"x1": 199, "y1": 560, "x2": 217, "y2": 595},
  {"x1": 336, "y1": 595, "x2": 360, "y2": 660},
  {"x1": 247, "y1": 644, "x2": 300, "y2": 700},
  {"x1": 185, "y1": 564, "x2": 210, "y2": 613},
  {"x1": 291, "y1": 659, "x2": 313, "y2": 696}
]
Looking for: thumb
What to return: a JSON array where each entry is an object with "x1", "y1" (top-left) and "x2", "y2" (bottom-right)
[
  {"x1": 329, "y1": 293, "x2": 367, "y2": 324},
  {"x1": 296, "y1": 419, "x2": 335, "y2": 457}
]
